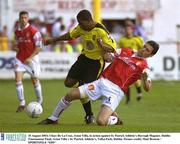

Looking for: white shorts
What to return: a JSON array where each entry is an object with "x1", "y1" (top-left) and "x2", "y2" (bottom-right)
[
  {"x1": 79, "y1": 78, "x2": 125, "y2": 111},
  {"x1": 13, "y1": 57, "x2": 41, "y2": 78}
]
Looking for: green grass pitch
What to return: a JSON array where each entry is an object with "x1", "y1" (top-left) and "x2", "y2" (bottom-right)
[{"x1": 0, "y1": 79, "x2": 180, "y2": 132}]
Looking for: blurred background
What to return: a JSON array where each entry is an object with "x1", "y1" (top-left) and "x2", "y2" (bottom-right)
[{"x1": 0, "y1": 0, "x2": 180, "y2": 80}]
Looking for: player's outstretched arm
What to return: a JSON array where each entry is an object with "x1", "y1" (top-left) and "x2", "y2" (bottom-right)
[
  {"x1": 44, "y1": 32, "x2": 71, "y2": 45},
  {"x1": 141, "y1": 71, "x2": 152, "y2": 92}
]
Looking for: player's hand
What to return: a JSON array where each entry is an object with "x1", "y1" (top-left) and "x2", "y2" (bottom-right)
[
  {"x1": 103, "y1": 52, "x2": 114, "y2": 62},
  {"x1": 97, "y1": 38, "x2": 104, "y2": 46},
  {"x1": 43, "y1": 39, "x2": 54, "y2": 45}
]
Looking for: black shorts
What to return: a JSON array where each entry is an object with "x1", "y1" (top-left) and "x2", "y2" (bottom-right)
[{"x1": 67, "y1": 54, "x2": 105, "y2": 85}]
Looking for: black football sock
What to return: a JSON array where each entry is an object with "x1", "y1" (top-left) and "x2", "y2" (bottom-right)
[
  {"x1": 82, "y1": 101, "x2": 93, "y2": 116},
  {"x1": 136, "y1": 87, "x2": 142, "y2": 94}
]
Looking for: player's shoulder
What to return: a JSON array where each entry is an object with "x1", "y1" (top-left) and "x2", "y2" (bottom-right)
[
  {"x1": 94, "y1": 23, "x2": 110, "y2": 34},
  {"x1": 133, "y1": 35, "x2": 143, "y2": 41}
]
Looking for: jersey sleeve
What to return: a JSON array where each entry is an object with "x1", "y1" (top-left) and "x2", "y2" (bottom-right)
[
  {"x1": 100, "y1": 29, "x2": 117, "y2": 50},
  {"x1": 141, "y1": 60, "x2": 149, "y2": 76},
  {"x1": 33, "y1": 31, "x2": 43, "y2": 48},
  {"x1": 69, "y1": 25, "x2": 81, "y2": 38}
]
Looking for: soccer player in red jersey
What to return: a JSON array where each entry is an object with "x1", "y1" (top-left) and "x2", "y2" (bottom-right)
[
  {"x1": 13, "y1": 11, "x2": 43, "y2": 112},
  {"x1": 39, "y1": 40, "x2": 159, "y2": 126}
]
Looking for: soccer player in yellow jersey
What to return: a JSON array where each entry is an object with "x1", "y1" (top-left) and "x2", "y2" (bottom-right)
[
  {"x1": 44, "y1": 9, "x2": 116, "y2": 124},
  {"x1": 119, "y1": 23, "x2": 144, "y2": 104}
]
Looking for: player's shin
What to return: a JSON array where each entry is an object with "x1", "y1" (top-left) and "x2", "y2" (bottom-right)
[{"x1": 49, "y1": 96, "x2": 71, "y2": 121}]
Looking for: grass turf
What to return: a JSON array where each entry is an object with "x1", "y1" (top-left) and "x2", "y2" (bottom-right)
[{"x1": 0, "y1": 79, "x2": 180, "y2": 132}]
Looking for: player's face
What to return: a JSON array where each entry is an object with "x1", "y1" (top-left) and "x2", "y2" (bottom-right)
[
  {"x1": 137, "y1": 43, "x2": 154, "y2": 58},
  {"x1": 78, "y1": 20, "x2": 91, "y2": 31},
  {"x1": 19, "y1": 14, "x2": 29, "y2": 27},
  {"x1": 125, "y1": 26, "x2": 134, "y2": 36}
]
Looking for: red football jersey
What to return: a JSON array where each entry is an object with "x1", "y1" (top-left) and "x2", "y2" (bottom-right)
[
  {"x1": 15, "y1": 24, "x2": 39, "y2": 63},
  {"x1": 102, "y1": 48, "x2": 148, "y2": 93}
]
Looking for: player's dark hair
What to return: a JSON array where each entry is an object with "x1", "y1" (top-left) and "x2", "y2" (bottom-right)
[
  {"x1": 147, "y1": 40, "x2": 159, "y2": 55},
  {"x1": 19, "y1": 11, "x2": 29, "y2": 17},
  {"x1": 77, "y1": 9, "x2": 93, "y2": 22}
]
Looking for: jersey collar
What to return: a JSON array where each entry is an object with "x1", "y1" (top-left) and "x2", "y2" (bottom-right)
[{"x1": 18, "y1": 23, "x2": 30, "y2": 30}]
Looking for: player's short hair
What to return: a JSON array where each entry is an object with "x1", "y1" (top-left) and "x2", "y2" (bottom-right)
[
  {"x1": 147, "y1": 40, "x2": 159, "y2": 55},
  {"x1": 77, "y1": 9, "x2": 93, "y2": 22},
  {"x1": 19, "y1": 11, "x2": 29, "y2": 17}
]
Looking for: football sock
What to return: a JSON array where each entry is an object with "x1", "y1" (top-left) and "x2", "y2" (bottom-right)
[
  {"x1": 82, "y1": 100, "x2": 93, "y2": 116},
  {"x1": 49, "y1": 97, "x2": 70, "y2": 121},
  {"x1": 78, "y1": 80, "x2": 93, "y2": 116},
  {"x1": 136, "y1": 86, "x2": 142, "y2": 94},
  {"x1": 107, "y1": 116, "x2": 118, "y2": 125},
  {"x1": 34, "y1": 82, "x2": 43, "y2": 104},
  {"x1": 16, "y1": 81, "x2": 25, "y2": 106}
]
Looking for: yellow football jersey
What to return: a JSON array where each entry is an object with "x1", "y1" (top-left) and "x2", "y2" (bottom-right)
[
  {"x1": 70, "y1": 24, "x2": 116, "y2": 60},
  {"x1": 119, "y1": 35, "x2": 144, "y2": 51}
]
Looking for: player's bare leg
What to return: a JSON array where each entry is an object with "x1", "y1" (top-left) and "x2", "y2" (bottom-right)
[
  {"x1": 64, "y1": 77, "x2": 94, "y2": 124},
  {"x1": 15, "y1": 71, "x2": 25, "y2": 112},
  {"x1": 96, "y1": 105, "x2": 122, "y2": 126}
]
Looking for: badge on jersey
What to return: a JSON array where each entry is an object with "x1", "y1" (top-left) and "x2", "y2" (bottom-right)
[
  {"x1": 86, "y1": 41, "x2": 94, "y2": 50},
  {"x1": 88, "y1": 84, "x2": 95, "y2": 91}
]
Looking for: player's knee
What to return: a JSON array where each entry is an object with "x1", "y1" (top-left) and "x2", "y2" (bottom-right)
[
  {"x1": 64, "y1": 81, "x2": 73, "y2": 88},
  {"x1": 96, "y1": 117, "x2": 107, "y2": 126},
  {"x1": 31, "y1": 78, "x2": 39, "y2": 85},
  {"x1": 64, "y1": 78, "x2": 79, "y2": 88},
  {"x1": 64, "y1": 92, "x2": 73, "y2": 102},
  {"x1": 135, "y1": 80, "x2": 141, "y2": 87},
  {"x1": 64, "y1": 82, "x2": 71, "y2": 88},
  {"x1": 65, "y1": 89, "x2": 80, "y2": 102}
]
